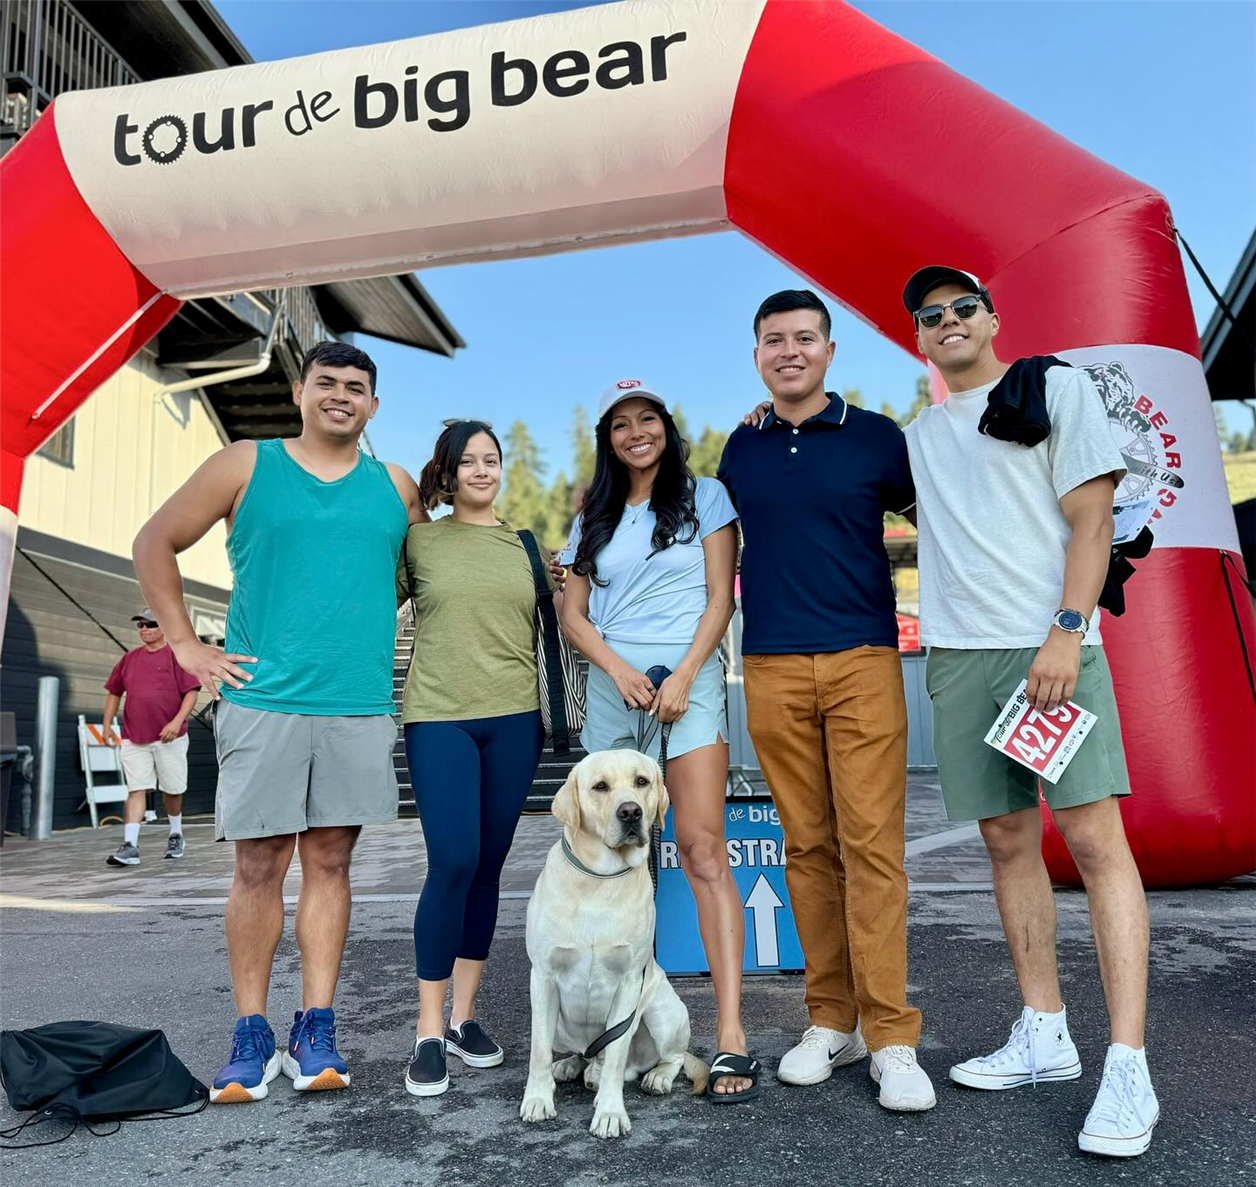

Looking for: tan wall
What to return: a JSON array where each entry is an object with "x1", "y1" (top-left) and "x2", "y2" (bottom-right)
[{"x1": 19, "y1": 353, "x2": 233, "y2": 590}]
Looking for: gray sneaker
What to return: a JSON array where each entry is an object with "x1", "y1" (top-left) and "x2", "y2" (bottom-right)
[
  {"x1": 165, "y1": 834, "x2": 185, "y2": 860},
  {"x1": 106, "y1": 841, "x2": 140, "y2": 867}
]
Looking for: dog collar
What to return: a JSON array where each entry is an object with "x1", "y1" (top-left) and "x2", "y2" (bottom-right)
[{"x1": 561, "y1": 834, "x2": 634, "y2": 879}]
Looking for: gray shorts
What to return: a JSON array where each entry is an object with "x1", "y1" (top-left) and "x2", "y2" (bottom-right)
[{"x1": 214, "y1": 699, "x2": 399, "y2": 841}]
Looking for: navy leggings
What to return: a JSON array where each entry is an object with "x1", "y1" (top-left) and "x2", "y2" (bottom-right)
[{"x1": 405, "y1": 709, "x2": 543, "y2": 981}]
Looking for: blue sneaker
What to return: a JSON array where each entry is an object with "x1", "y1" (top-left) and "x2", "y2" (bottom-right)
[
  {"x1": 210, "y1": 1014, "x2": 281, "y2": 1103},
  {"x1": 282, "y1": 1007, "x2": 351, "y2": 1091}
]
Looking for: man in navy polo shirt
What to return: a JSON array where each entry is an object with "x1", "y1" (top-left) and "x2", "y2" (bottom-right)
[{"x1": 717, "y1": 290, "x2": 933, "y2": 1112}]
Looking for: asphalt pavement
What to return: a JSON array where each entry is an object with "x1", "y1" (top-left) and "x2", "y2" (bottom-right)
[{"x1": 1, "y1": 780, "x2": 1253, "y2": 1187}]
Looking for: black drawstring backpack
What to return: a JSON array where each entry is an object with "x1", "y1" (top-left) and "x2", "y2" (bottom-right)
[{"x1": 0, "y1": 1021, "x2": 208, "y2": 1148}]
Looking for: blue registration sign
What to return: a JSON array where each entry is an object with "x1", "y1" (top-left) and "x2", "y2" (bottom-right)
[{"x1": 655, "y1": 796, "x2": 804, "y2": 976}]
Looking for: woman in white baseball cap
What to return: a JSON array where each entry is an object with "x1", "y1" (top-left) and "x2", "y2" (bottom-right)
[{"x1": 559, "y1": 379, "x2": 760, "y2": 1102}]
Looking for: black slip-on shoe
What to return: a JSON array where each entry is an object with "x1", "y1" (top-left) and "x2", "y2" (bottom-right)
[
  {"x1": 405, "y1": 1037, "x2": 449, "y2": 1097},
  {"x1": 445, "y1": 1021, "x2": 504, "y2": 1068}
]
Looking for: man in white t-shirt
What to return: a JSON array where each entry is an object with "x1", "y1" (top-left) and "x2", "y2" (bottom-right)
[{"x1": 901, "y1": 266, "x2": 1158, "y2": 1158}]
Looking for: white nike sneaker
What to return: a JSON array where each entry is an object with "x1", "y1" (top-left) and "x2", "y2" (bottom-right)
[
  {"x1": 1078, "y1": 1045, "x2": 1159, "y2": 1157},
  {"x1": 777, "y1": 1023, "x2": 868, "y2": 1086},
  {"x1": 869, "y1": 1045, "x2": 936, "y2": 1111},
  {"x1": 950, "y1": 1006, "x2": 1082, "y2": 1090}
]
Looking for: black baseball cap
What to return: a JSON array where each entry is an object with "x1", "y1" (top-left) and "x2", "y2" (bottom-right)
[{"x1": 902, "y1": 266, "x2": 993, "y2": 316}]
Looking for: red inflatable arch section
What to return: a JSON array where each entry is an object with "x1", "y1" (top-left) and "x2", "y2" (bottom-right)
[{"x1": 2, "y1": 0, "x2": 1251, "y2": 884}]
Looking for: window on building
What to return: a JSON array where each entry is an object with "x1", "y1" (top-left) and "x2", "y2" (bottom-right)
[{"x1": 36, "y1": 418, "x2": 75, "y2": 467}]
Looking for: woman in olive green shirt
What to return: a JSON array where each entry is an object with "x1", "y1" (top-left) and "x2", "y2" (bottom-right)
[{"x1": 396, "y1": 419, "x2": 552, "y2": 1099}]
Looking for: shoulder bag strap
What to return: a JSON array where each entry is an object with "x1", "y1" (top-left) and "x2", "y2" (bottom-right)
[{"x1": 516, "y1": 529, "x2": 569, "y2": 751}]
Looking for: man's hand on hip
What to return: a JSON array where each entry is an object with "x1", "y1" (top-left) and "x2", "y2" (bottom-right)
[{"x1": 170, "y1": 638, "x2": 257, "y2": 701}]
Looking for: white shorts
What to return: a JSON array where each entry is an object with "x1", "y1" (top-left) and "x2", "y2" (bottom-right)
[{"x1": 119, "y1": 734, "x2": 189, "y2": 794}]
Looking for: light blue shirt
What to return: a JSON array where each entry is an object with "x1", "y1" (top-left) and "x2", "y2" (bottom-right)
[{"x1": 560, "y1": 477, "x2": 738, "y2": 645}]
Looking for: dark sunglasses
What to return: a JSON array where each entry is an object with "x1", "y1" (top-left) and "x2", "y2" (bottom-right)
[
  {"x1": 135, "y1": 620, "x2": 159, "y2": 629},
  {"x1": 915, "y1": 295, "x2": 984, "y2": 328}
]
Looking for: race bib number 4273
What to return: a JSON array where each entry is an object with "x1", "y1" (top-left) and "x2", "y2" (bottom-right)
[{"x1": 983, "y1": 680, "x2": 1097, "y2": 785}]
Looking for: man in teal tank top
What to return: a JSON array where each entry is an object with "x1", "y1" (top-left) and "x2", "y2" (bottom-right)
[{"x1": 134, "y1": 342, "x2": 424, "y2": 1104}]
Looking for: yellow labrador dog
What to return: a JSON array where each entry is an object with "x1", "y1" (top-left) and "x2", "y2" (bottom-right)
[{"x1": 520, "y1": 750, "x2": 708, "y2": 1139}]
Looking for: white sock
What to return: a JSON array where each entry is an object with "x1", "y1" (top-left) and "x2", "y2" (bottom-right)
[
  {"x1": 168, "y1": 814, "x2": 182, "y2": 836},
  {"x1": 124, "y1": 822, "x2": 140, "y2": 847}
]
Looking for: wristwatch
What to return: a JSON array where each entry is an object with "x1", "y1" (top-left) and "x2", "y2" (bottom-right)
[{"x1": 1053, "y1": 607, "x2": 1088, "y2": 636}]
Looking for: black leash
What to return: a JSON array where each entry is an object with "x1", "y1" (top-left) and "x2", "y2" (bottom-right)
[
  {"x1": 14, "y1": 545, "x2": 215, "y2": 735},
  {"x1": 557, "y1": 839, "x2": 649, "y2": 1061},
  {"x1": 1220, "y1": 551, "x2": 1256, "y2": 705},
  {"x1": 576, "y1": 663, "x2": 673, "y2": 1063},
  {"x1": 650, "y1": 721, "x2": 670, "y2": 896},
  {"x1": 581, "y1": 967, "x2": 648, "y2": 1061},
  {"x1": 1177, "y1": 229, "x2": 1256, "y2": 361},
  {"x1": 627, "y1": 663, "x2": 674, "y2": 895},
  {"x1": 16, "y1": 546, "x2": 132, "y2": 653}
]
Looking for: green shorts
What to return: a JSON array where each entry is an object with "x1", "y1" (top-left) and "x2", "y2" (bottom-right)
[{"x1": 925, "y1": 645, "x2": 1131, "y2": 822}]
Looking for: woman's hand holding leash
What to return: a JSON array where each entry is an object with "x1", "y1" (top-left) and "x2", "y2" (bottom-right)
[
  {"x1": 612, "y1": 662, "x2": 657, "y2": 711},
  {"x1": 651, "y1": 670, "x2": 693, "y2": 724}
]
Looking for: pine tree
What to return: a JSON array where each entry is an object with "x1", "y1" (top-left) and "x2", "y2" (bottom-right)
[
  {"x1": 571, "y1": 405, "x2": 596, "y2": 489},
  {"x1": 690, "y1": 426, "x2": 729, "y2": 478},
  {"x1": 1214, "y1": 404, "x2": 1230, "y2": 448},
  {"x1": 897, "y1": 374, "x2": 932, "y2": 428},
  {"x1": 500, "y1": 420, "x2": 551, "y2": 540},
  {"x1": 547, "y1": 470, "x2": 576, "y2": 552},
  {"x1": 671, "y1": 402, "x2": 693, "y2": 444}
]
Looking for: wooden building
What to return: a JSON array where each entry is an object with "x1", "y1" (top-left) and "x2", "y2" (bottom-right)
[{"x1": 1, "y1": 2, "x2": 463, "y2": 830}]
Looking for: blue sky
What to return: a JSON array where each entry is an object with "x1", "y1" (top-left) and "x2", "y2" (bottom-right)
[{"x1": 216, "y1": 0, "x2": 1256, "y2": 475}]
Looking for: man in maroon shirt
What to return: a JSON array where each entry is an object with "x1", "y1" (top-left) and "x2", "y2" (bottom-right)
[{"x1": 102, "y1": 608, "x2": 201, "y2": 866}]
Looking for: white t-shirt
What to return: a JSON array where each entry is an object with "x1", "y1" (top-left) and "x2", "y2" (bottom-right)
[
  {"x1": 904, "y1": 365, "x2": 1126, "y2": 650},
  {"x1": 558, "y1": 477, "x2": 737, "y2": 645}
]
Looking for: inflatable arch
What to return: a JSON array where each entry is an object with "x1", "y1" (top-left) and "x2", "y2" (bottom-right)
[{"x1": 1, "y1": 0, "x2": 1251, "y2": 884}]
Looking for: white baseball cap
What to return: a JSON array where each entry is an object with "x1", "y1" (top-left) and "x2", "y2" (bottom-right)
[{"x1": 597, "y1": 378, "x2": 668, "y2": 421}]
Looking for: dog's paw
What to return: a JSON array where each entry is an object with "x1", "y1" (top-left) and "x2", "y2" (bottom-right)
[
  {"x1": 552, "y1": 1056, "x2": 583, "y2": 1083},
  {"x1": 641, "y1": 1065, "x2": 676, "y2": 1095},
  {"x1": 590, "y1": 1104, "x2": 631, "y2": 1139},
  {"x1": 583, "y1": 1063, "x2": 603, "y2": 1091},
  {"x1": 520, "y1": 1086, "x2": 557, "y2": 1123}
]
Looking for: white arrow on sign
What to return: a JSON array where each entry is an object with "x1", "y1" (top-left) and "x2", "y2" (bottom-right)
[{"x1": 744, "y1": 873, "x2": 784, "y2": 967}]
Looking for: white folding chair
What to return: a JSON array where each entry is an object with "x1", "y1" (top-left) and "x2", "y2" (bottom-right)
[{"x1": 77, "y1": 715, "x2": 129, "y2": 828}]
